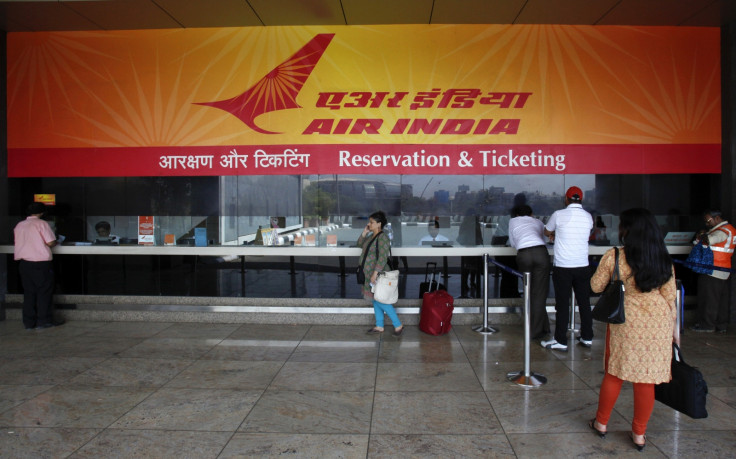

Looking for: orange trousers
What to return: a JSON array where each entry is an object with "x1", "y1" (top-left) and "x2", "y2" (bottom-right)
[{"x1": 595, "y1": 326, "x2": 655, "y2": 436}]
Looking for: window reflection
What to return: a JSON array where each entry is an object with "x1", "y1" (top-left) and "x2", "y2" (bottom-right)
[{"x1": 4, "y1": 173, "x2": 717, "y2": 297}]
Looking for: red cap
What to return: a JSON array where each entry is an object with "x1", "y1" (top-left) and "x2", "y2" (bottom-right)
[{"x1": 566, "y1": 186, "x2": 583, "y2": 201}]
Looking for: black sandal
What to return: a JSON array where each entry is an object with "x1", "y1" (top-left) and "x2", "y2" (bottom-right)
[
  {"x1": 629, "y1": 432, "x2": 646, "y2": 451},
  {"x1": 366, "y1": 327, "x2": 384, "y2": 334},
  {"x1": 589, "y1": 418, "x2": 606, "y2": 438}
]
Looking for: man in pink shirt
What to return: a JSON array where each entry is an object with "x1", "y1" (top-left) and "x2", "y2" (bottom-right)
[{"x1": 14, "y1": 202, "x2": 59, "y2": 329}]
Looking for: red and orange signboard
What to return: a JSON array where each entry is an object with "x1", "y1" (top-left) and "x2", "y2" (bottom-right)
[
  {"x1": 33, "y1": 194, "x2": 56, "y2": 205},
  {"x1": 6, "y1": 25, "x2": 720, "y2": 177}
]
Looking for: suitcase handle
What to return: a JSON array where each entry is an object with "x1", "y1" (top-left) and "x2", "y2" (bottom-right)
[
  {"x1": 427, "y1": 270, "x2": 442, "y2": 292},
  {"x1": 424, "y1": 262, "x2": 437, "y2": 282}
]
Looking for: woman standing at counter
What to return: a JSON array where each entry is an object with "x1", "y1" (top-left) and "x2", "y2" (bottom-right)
[
  {"x1": 358, "y1": 210, "x2": 403, "y2": 337},
  {"x1": 588, "y1": 208, "x2": 677, "y2": 451}
]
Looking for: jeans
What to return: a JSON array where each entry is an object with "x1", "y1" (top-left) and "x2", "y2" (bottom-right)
[{"x1": 373, "y1": 299, "x2": 401, "y2": 328}]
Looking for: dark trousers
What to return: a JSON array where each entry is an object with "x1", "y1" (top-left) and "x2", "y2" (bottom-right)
[
  {"x1": 460, "y1": 256, "x2": 482, "y2": 298},
  {"x1": 499, "y1": 256, "x2": 521, "y2": 298},
  {"x1": 697, "y1": 274, "x2": 730, "y2": 330},
  {"x1": 516, "y1": 246, "x2": 551, "y2": 340},
  {"x1": 552, "y1": 265, "x2": 593, "y2": 344},
  {"x1": 19, "y1": 260, "x2": 55, "y2": 328}
]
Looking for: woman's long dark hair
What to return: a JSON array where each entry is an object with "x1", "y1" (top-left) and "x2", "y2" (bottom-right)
[{"x1": 619, "y1": 208, "x2": 672, "y2": 292}]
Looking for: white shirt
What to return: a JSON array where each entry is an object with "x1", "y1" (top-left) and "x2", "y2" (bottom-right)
[
  {"x1": 545, "y1": 203, "x2": 593, "y2": 267},
  {"x1": 508, "y1": 216, "x2": 546, "y2": 250}
]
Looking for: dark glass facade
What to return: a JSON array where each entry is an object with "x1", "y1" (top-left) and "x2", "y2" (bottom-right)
[{"x1": 3, "y1": 172, "x2": 715, "y2": 298}]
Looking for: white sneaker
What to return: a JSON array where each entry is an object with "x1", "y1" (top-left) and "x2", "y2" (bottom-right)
[
  {"x1": 578, "y1": 337, "x2": 593, "y2": 347},
  {"x1": 541, "y1": 339, "x2": 568, "y2": 351}
]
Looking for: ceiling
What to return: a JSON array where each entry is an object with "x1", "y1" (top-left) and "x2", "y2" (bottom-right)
[{"x1": 1, "y1": 0, "x2": 735, "y2": 33}]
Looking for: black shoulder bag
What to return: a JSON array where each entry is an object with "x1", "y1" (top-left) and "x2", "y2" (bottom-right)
[
  {"x1": 592, "y1": 247, "x2": 626, "y2": 324},
  {"x1": 655, "y1": 343, "x2": 708, "y2": 419}
]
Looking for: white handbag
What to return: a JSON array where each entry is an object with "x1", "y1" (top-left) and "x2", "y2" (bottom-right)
[{"x1": 372, "y1": 270, "x2": 400, "y2": 304}]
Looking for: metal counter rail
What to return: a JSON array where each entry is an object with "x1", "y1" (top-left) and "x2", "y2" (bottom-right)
[{"x1": 0, "y1": 245, "x2": 694, "y2": 256}]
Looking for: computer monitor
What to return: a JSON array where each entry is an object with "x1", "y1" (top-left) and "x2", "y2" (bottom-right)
[
  {"x1": 421, "y1": 240, "x2": 454, "y2": 247},
  {"x1": 270, "y1": 216, "x2": 285, "y2": 228}
]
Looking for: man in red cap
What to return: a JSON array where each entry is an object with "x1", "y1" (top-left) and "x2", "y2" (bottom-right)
[{"x1": 541, "y1": 186, "x2": 594, "y2": 351}]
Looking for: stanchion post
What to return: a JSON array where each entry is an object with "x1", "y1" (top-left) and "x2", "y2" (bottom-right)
[
  {"x1": 567, "y1": 288, "x2": 579, "y2": 336},
  {"x1": 473, "y1": 253, "x2": 498, "y2": 334},
  {"x1": 507, "y1": 272, "x2": 547, "y2": 387}
]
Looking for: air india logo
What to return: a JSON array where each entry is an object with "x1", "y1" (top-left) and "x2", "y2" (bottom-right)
[{"x1": 195, "y1": 34, "x2": 335, "y2": 134}]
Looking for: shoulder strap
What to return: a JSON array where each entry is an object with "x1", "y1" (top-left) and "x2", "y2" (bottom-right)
[
  {"x1": 375, "y1": 232, "x2": 394, "y2": 270},
  {"x1": 360, "y1": 231, "x2": 385, "y2": 267},
  {"x1": 359, "y1": 234, "x2": 378, "y2": 269},
  {"x1": 613, "y1": 247, "x2": 620, "y2": 281}
]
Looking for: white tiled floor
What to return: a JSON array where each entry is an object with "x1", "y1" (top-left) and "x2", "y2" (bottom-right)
[{"x1": 0, "y1": 319, "x2": 734, "y2": 458}]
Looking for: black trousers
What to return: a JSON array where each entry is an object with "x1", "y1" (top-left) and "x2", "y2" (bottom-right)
[
  {"x1": 460, "y1": 256, "x2": 482, "y2": 298},
  {"x1": 19, "y1": 260, "x2": 55, "y2": 328},
  {"x1": 516, "y1": 246, "x2": 551, "y2": 339},
  {"x1": 552, "y1": 265, "x2": 593, "y2": 344},
  {"x1": 697, "y1": 274, "x2": 730, "y2": 330},
  {"x1": 498, "y1": 256, "x2": 521, "y2": 297}
]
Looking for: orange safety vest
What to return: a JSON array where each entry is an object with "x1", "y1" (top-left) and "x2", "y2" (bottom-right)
[{"x1": 707, "y1": 222, "x2": 736, "y2": 269}]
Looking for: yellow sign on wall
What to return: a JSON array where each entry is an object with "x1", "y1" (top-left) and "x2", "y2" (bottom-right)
[
  {"x1": 7, "y1": 25, "x2": 721, "y2": 177},
  {"x1": 33, "y1": 194, "x2": 56, "y2": 205}
]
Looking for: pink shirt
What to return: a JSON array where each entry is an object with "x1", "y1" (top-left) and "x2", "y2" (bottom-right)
[{"x1": 14, "y1": 216, "x2": 56, "y2": 261}]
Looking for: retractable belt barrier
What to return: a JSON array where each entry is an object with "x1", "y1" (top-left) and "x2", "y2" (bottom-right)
[{"x1": 479, "y1": 256, "x2": 547, "y2": 387}]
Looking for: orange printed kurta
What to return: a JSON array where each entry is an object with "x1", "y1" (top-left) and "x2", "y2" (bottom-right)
[{"x1": 591, "y1": 248, "x2": 676, "y2": 384}]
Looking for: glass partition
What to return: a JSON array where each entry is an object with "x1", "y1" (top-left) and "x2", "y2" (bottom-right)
[{"x1": 4, "y1": 173, "x2": 715, "y2": 298}]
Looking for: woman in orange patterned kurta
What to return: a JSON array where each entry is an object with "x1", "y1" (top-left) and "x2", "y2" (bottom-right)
[{"x1": 588, "y1": 208, "x2": 678, "y2": 451}]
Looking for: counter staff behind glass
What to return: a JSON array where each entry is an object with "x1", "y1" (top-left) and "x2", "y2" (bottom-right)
[{"x1": 94, "y1": 221, "x2": 120, "y2": 244}]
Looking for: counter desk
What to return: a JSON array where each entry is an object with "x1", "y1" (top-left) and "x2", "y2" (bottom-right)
[
  {"x1": 0, "y1": 244, "x2": 696, "y2": 312},
  {"x1": 0, "y1": 244, "x2": 697, "y2": 257}
]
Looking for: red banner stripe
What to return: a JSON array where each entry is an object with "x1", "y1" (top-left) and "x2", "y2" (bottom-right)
[{"x1": 8, "y1": 144, "x2": 720, "y2": 177}]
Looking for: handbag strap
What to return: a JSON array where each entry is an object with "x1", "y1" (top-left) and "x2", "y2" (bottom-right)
[
  {"x1": 359, "y1": 233, "x2": 379, "y2": 271},
  {"x1": 612, "y1": 247, "x2": 620, "y2": 282},
  {"x1": 374, "y1": 231, "x2": 395, "y2": 271},
  {"x1": 672, "y1": 342, "x2": 684, "y2": 363}
]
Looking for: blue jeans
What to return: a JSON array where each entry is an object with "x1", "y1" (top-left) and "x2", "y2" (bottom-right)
[{"x1": 373, "y1": 299, "x2": 402, "y2": 328}]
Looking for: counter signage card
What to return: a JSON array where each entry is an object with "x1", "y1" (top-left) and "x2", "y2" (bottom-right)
[
  {"x1": 326, "y1": 234, "x2": 337, "y2": 247},
  {"x1": 664, "y1": 231, "x2": 696, "y2": 245},
  {"x1": 194, "y1": 228, "x2": 207, "y2": 247},
  {"x1": 294, "y1": 235, "x2": 303, "y2": 245},
  {"x1": 164, "y1": 234, "x2": 176, "y2": 245},
  {"x1": 305, "y1": 234, "x2": 317, "y2": 246},
  {"x1": 259, "y1": 228, "x2": 279, "y2": 246},
  {"x1": 138, "y1": 216, "x2": 155, "y2": 245}
]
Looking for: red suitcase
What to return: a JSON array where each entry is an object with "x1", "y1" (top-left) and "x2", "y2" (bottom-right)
[{"x1": 419, "y1": 272, "x2": 454, "y2": 335}]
